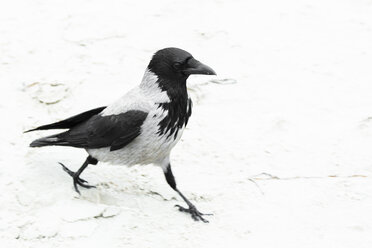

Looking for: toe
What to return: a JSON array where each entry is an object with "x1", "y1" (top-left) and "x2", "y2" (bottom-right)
[
  {"x1": 77, "y1": 177, "x2": 88, "y2": 183},
  {"x1": 75, "y1": 178, "x2": 95, "y2": 189},
  {"x1": 174, "y1": 205, "x2": 210, "y2": 223},
  {"x1": 198, "y1": 215, "x2": 209, "y2": 223},
  {"x1": 175, "y1": 205, "x2": 189, "y2": 213},
  {"x1": 73, "y1": 181, "x2": 81, "y2": 195},
  {"x1": 59, "y1": 162, "x2": 75, "y2": 177},
  {"x1": 79, "y1": 183, "x2": 96, "y2": 189}
]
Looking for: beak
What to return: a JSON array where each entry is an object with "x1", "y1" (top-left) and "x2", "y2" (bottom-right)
[{"x1": 182, "y1": 58, "x2": 217, "y2": 76}]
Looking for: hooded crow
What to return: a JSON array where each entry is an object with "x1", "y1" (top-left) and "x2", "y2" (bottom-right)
[{"x1": 26, "y1": 47, "x2": 216, "y2": 222}]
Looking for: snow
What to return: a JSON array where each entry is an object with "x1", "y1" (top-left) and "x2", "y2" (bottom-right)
[{"x1": 1, "y1": 0, "x2": 372, "y2": 247}]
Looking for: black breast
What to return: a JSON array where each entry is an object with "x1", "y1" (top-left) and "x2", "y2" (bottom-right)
[{"x1": 157, "y1": 97, "x2": 192, "y2": 139}]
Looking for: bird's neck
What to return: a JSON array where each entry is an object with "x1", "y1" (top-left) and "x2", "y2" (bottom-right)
[
  {"x1": 140, "y1": 69, "x2": 191, "y2": 138},
  {"x1": 140, "y1": 69, "x2": 188, "y2": 103}
]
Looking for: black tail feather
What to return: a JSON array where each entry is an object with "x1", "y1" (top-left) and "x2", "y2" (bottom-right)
[{"x1": 29, "y1": 134, "x2": 68, "y2": 147}]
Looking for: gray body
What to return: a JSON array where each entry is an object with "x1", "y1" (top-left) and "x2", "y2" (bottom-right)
[{"x1": 87, "y1": 69, "x2": 188, "y2": 170}]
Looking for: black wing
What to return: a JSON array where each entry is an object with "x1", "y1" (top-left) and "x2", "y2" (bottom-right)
[
  {"x1": 56, "y1": 110, "x2": 148, "y2": 151},
  {"x1": 25, "y1": 106, "x2": 107, "y2": 132}
]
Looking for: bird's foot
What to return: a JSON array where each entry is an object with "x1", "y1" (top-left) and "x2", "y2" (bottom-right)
[
  {"x1": 175, "y1": 204, "x2": 212, "y2": 223},
  {"x1": 59, "y1": 162, "x2": 95, "y2": 194}
]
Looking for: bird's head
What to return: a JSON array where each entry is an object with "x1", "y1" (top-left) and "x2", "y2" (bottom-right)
[{"x1": 147, "y1": 47, "x2": 216, "y2": 85}]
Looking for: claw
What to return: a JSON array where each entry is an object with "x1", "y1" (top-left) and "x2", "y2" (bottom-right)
[
  {"x1": 59, "y1": 162, "x2": 95, "y2": 194},
  {"x1": 174, "y1": 204, "x2": 211, "y2": 223}
]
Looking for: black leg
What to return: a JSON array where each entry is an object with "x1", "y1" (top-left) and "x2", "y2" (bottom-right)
[
  {"x1": 59, "y1": 156, "x2": 98, "y2": 194},
  {"x1": 164, "y1": 164, "x2": 211, "y2": 223}
]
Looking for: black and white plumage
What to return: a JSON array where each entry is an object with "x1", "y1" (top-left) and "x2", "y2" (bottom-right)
[{"x1": 27, "y1": 47, "x2": 216, "y2": 222}]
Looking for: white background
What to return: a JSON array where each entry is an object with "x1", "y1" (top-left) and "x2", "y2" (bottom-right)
[{"x1": 0, "y1": 0, "x2": 372, "y2": 247}]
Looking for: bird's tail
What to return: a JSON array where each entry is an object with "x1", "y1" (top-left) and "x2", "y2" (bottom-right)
[{"x1": 29, "y1": 133, "x2": 68, "y2": 147}]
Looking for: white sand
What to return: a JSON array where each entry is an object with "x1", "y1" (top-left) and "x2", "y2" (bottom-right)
[{"x1": 1, "y1": 0, "x2": 372, "y2": 247}]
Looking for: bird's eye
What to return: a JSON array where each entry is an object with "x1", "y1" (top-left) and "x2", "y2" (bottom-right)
[{"x1": 173, "y1": 62, "x2": 181, "y2": 70}]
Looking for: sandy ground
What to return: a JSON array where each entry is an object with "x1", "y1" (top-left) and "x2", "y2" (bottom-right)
[{"x1": 1, "y1": 0, "x2": 372, "y2": 247}]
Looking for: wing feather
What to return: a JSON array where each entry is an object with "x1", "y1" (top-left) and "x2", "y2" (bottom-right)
[
  {"x1": 57, "y1": 110, "x2": 148, "y2": 151},
  {"x1": 25, "y1": 106, "x2": 106, "y2": 132}
]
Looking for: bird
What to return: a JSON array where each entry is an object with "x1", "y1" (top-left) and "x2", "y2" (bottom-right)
[{"x1": 26, "y1": 47, "x2": 216, "y2": 222}]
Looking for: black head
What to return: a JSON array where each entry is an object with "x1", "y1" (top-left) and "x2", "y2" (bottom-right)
[{"x1": 148, "y1": 47, "x2": 216, "y2": 82}]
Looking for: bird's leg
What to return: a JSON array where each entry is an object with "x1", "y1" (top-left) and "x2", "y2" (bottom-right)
[
  {"x1": 59, "y1": 155, "x2": 98, "y2": 194},
  {"x1": 164, "y1": 164, "x2": 212, "y2": 223}
]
